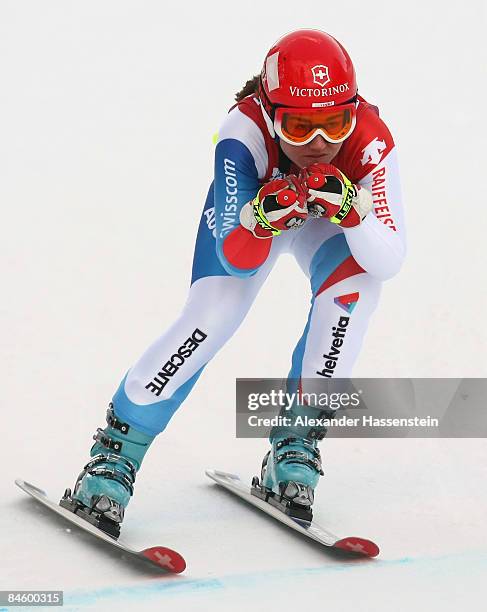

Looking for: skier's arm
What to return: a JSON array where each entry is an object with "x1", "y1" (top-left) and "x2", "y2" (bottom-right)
[
  {"x1": 299, "y1": 149, "x2": 406, "y2": 280},
  {"x1": 214, "y1": 107, "x2": 283, "y2": 277},
  {"x1": 214, "y1": 140, "x2": 269, "y2": 276},
  {"x1": 342, "y1": 148, "x2": 406, "y2": 280}
]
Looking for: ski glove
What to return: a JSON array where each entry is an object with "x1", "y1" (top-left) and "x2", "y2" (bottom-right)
[
  {"x1": 240, "y1": 176, "x2": 308, "y2": 239},
  {"x1": 299, "y1": 163, "x2": 373, "y2": 228}
]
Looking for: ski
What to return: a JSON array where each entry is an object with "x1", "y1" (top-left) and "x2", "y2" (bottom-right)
[
  {"x1": 206, "y1": 470, "x2": 379, "y2": 557},
  {"x1": 15, "y1": 479, "x2": 186, "y2": 573}
]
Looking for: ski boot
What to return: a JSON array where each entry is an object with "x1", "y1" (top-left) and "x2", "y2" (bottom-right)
[
  {"x1": 60, "y1": 403, "x2": 154, "y2": 538},
  {"x1": 251, "y1": 403, "x2": 333, "y2": 523}
]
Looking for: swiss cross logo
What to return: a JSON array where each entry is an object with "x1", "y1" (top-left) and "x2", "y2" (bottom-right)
[
  {"x1": 311, "y1": 65, "x2": 330, "y2": 87},
  {"x1": 360, "y1": 137, "x2": 387, "y2": 166},
  {"x1": 153, "y1": 550, "x2": 175, "y2": 570}
]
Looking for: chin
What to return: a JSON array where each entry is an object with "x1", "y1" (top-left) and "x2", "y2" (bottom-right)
[{"x1": 301, "y1": 156, "x2": 330, "y2": 166}]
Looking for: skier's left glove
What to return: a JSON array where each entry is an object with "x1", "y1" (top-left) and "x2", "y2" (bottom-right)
[{"x1": 299, "y1": 163, "x2": 373, "y2": 228}]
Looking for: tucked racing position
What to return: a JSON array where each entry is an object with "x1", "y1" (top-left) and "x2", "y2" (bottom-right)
[{"x1": 61, "y1": 29, "x2": 406, "y2": 535}]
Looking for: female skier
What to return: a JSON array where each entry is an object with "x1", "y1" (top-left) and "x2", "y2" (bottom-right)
[{"x1": 62, "y1": 29, "x2": 406, "y2": 536}]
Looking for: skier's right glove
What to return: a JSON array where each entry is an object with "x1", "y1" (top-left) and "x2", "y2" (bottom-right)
[{"x1": 239, "y1": 176, "x2": 308, "y2": 239}]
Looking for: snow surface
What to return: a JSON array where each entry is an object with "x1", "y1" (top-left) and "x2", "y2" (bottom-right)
[{"x1": 1, "y1": 1, "x2": 486, "y2": 610}]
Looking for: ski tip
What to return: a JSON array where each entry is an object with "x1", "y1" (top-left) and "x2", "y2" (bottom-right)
[
  {"x1": 141, "y1": 546, "x2": 186, "y2": 573},
  {"x1": 334, "y1": 537, "x2": 380, "y2": 557}
]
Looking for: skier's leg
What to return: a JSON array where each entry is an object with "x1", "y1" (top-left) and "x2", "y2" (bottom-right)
[
  {"x1": 68, "y1": 183, "x2": 283, "y2": 534},
  {"x1": 257, "y1": 220, "x2": 382, "y2": 520},
  {"x1": 289, "y1": 221, "x2": 382, "y2": 380}
]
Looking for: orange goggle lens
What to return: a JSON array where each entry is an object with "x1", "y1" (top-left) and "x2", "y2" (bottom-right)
[{"x1": 275, "y1": 105, "x2": 356, "y2": 145}]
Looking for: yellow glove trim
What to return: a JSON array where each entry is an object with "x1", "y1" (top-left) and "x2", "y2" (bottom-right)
[{"x1": 329, "y1": 171, "x2": 355, "y2": 225}]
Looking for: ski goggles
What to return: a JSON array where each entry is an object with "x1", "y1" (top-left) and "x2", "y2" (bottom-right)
[{"x1": 274, "y1": 102, "x2": 357, "y2": 146}]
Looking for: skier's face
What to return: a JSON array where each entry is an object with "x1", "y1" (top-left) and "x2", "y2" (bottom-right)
[{"x1": 279, "y1": 135, "x2": 343, "y2": 169}]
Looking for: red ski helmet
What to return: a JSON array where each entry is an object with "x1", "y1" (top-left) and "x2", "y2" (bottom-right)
[{"x1": 259, "y1": 29, "x2": 357, "y2": 119}]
